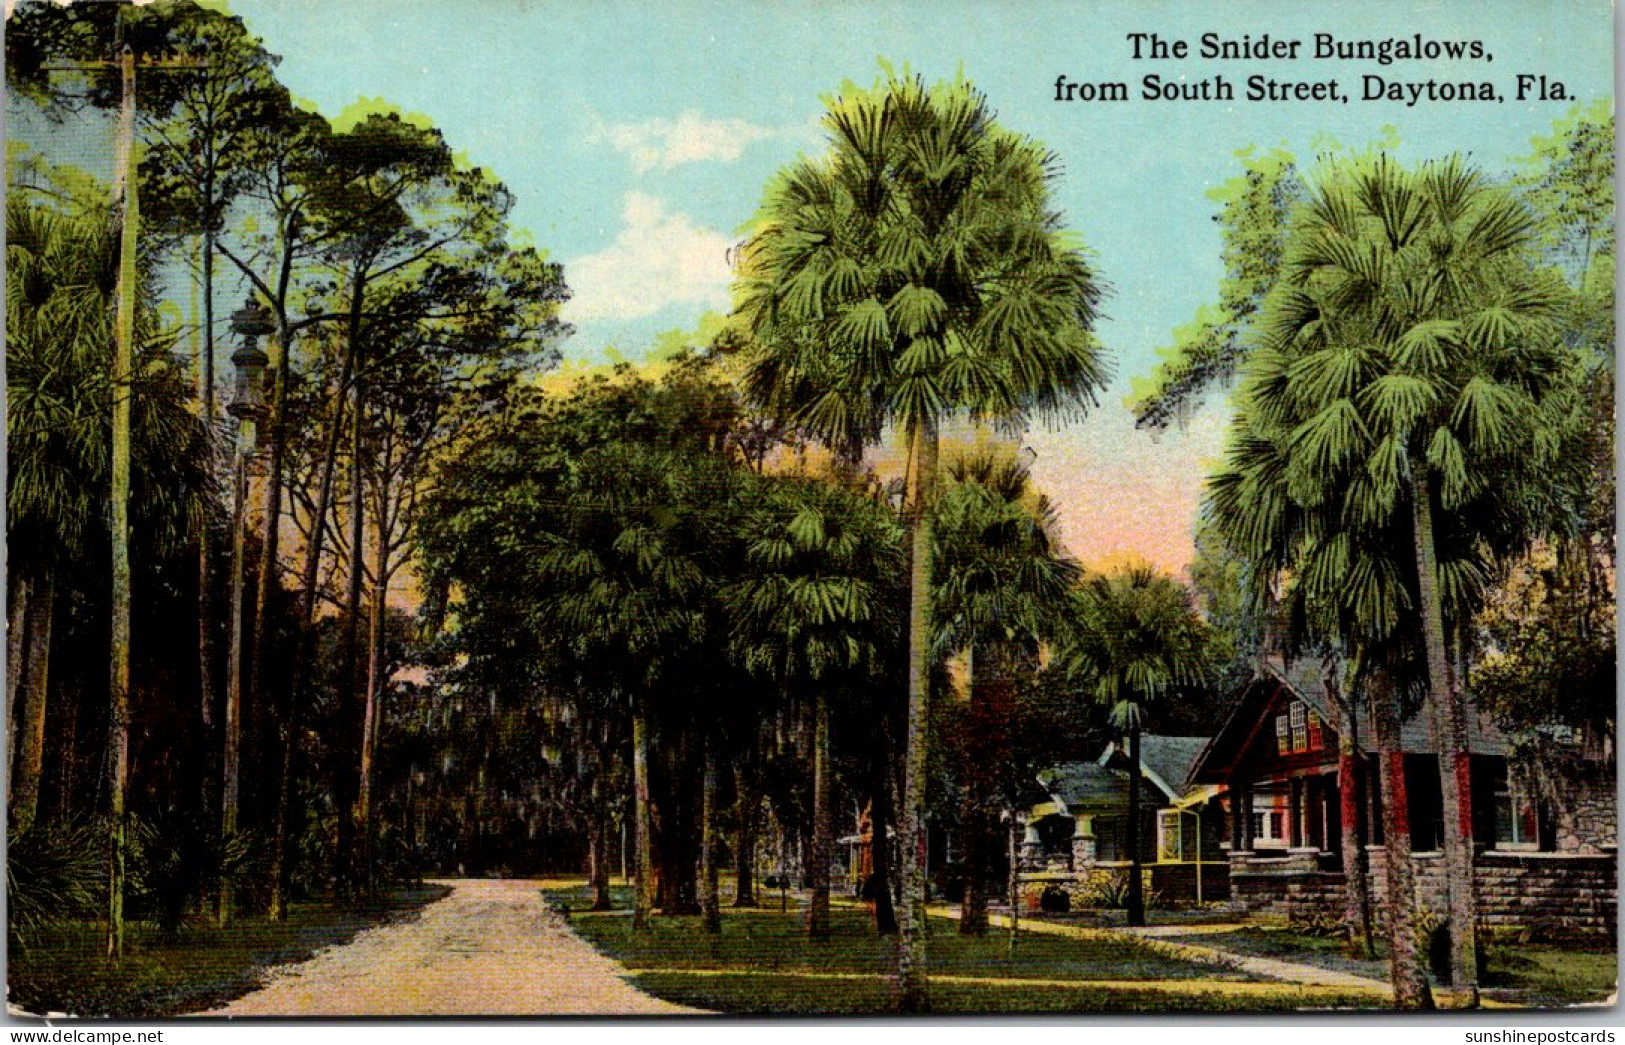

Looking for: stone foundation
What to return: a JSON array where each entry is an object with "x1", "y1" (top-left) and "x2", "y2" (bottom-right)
[{"x1": 1228, "y1": 846, "x2": 1617, "y2": 937}]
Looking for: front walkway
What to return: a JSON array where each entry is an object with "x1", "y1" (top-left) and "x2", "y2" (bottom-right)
[{"x1": 945, "y1": 906, "x2": 1393, "y2": 998}]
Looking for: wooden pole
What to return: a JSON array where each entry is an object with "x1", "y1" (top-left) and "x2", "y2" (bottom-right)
[{"x1": 106, "y1": 44, "x2": 137, "y2": 960}]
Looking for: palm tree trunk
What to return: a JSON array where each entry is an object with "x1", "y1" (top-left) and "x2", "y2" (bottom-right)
[
  {"x1": 7, "y1": 572, "x2": 30, "y2": 775},
  {"x1": 11, "y1": 575, "x2": 53, "y2": 835},
  {"x1": 1411, "y1": 471, "x2": 1479, "y2": 1004},
  {"x1": 808, "y1": 691, "x2": 832, "y2": 939},
  {"x1": 1006, "y1": 810, "x2": 1020, "y2": 955},
  {"x1": 1371, "y1": 668, "x2": 1433, "y2": 1010},
  {"x1": 871, "y1": 756, "x2": 898, "y2": 934},
  {"x1": 897, "y1": 417, "x2": 937, "y2": 1012},
  {"x1": 1330, "y1": 667, "x2": 1375, "y2": 959},
  {"x1": 959, "y1": 644, "x2": 988, "y2": 936},
  {"x1": 701, "y1": 738, "x2": 722, "y2": 934},
  {"x1": 588, "y1": 810, "x2": 612, "y2": 910},
  {"x1": 1127, "y1": 724, "x2": 1146, "y2": 927},
  {"x1": 631, "y1": 696, "x2": 654, "y2": 931},
  {"x1": 732, "y1": 761, "x2": 759, "y2": 908}
]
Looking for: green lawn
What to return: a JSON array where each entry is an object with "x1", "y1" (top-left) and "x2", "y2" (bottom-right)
[
  {"x1": 8, "y1": 885, "x2": 450, "y2": 1018},
  {"x1": 543, "y1": 883, "x2": 1387, "y2": 1014},
  {"x1": 1481, "y1": 944, "x2": 1619, "y2": 1006}
]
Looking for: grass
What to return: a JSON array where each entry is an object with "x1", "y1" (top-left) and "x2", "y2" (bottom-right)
[
  {"x1": 1481, "y1": 943, "x2": 1619, "y2": 1006},
  {"x1": 1181, "y1": 927, "x2": 1618, "y2": 1008},
  {"x1": 543, "y1": 883, "x2": 1387, "y2": 1014},
  {"x1": 8, "y1": 884, "x2": 450, "y2": 1018}
]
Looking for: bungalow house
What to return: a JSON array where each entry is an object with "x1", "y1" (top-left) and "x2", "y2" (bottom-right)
[
  {"x1": 1019, "y1": 735, "x2": 1228, "y2": 905},
  {"x1": 1188, "y1": 656, "x2": 1617, "y2": 937}
]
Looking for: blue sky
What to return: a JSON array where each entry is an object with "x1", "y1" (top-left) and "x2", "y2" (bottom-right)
[
  {"x1": 216, "y1": 0, "x2": 1618, "y2": 571},
  {"x1": 24, "y1": 0, "x2": 1616, "y2": 571}
]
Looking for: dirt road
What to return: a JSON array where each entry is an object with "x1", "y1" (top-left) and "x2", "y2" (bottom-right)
[{"x1": 203, "y1": 879, "x2": 705, "y2": 1017}]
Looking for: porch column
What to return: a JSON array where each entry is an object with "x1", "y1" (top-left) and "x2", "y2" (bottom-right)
[
  {"x1": 1239, "y1": 783, "x2": 1255, "y2": 852},
  {"x1": 1071, "y1": 813, "x2": 1096, "y2": 873},
  {"x1": 1288, "y1": 777, "x2": 1303, "y2": 849}
]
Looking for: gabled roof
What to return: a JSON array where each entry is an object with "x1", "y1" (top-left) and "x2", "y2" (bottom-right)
[
  {"x1": 1188, "y1": 655, "x2": 1509, "y2": 785},
  {"x1": 1100, "y1": 735, "x2": 1210, "y2": 803},
  {"x1": 1034, "y1": 734, "x2": 1212, "y2": 816},
  {"x1": 1037, "y1": 761, "x2": 1129, "y2": 811}
]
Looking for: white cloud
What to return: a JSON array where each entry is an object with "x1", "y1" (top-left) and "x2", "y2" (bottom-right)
[
  {"x1": 564, "y1": 192, "x2": 734, "y2": 321},
  {"x1": 591, "y1": 109, "x2": 777, "y2": 173}
]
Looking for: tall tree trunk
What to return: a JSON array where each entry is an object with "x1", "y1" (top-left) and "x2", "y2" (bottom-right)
[
  {"x1": 266, "y1": 320, "x2": 357, "y2": 921},
  {"x1": 1412, "y1": 471, "x2": 1479, "y2": 1005},
  {"x1": 701, "y1": 738, "x2": 722, "y2": 934},
  {"x1": 1126, "y1": 723, "x2": 1146, "y2": 927},
  {"x1": 11, "y1": 575, "x2": 53, "y2": 834},
  {"x1": 356, "y1": 532, "x2": 388, "y2": 895},
  {"x1": 959, "y1": 643, "x2": 988, "y2": 936},
  {"x1": 897, "y1": 417, "x2": 937, "y2": 1012},
  {"x1": 589, "y1": 801, "x2": 612, "y2": 910},
  {"x1": 220, "y1": 432, "x2": 251, "y2": 925},
  {"x1": 248, "y1": 319, "x2": 292, "y2": 726},
  {"x1": 1372, "y1": 668, "x2": 1434, "y2": 1010},
  {"x1": 1006, "y1": 810, "x2": 1020, "y2": 955},
  {"x1": 732, "y1": 760, "x2": 758, "y2": 907},
  {"x1": 808, "y1": 691, "x2": 832, "y2": 939},
  {"x1": 871, "y1": 753, "x2": 898, "y2": 935},
  {"x1": 1329, "y1": 663, "x2": 1376, "y2": 959},
  {"x1": 7, "y1": 572, "x2": 30, "y2": 776},
  {"x1": 196, "y1": 225, "x2": 217, "y2": 832},
  {"x1": 631, "y1": 697, "x2": 654, "y2": 931},
  {"x1": 332, "y1": 385, "x2": 368, "y2": 898}
]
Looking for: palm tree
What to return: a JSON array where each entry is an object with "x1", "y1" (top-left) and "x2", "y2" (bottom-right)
[
  {"x1": 1209, "y1": 359, "x2": 1440, "y2": 1006},
  {"x1": 7, "y1": 196, "x2": 212, "y2": 941},
  {"x1": 734, "y1": 72, "x2": 1107, "y2": 1009},
  {"x1": 1062, "y1": 566, "x2": 1208, "y2": 927},
  {"x1": 931, "y1": 446, "x2": 1078, "y2": 933},
  {"x1": 1250, "y1": 154, "x2": 1574, "y2": 1000},
  {"x1": 723, "y1": 474, "x2": 904, "y2": 937}
]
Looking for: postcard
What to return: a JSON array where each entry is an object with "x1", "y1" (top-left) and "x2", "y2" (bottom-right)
[{"x1": 5, "y1": 0, "x2": 1615, "y2": 1022}]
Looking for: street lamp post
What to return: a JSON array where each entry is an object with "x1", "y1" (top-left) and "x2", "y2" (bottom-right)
[{"x1": 217, "y1": 299, "x2": 272, "y2": 926}]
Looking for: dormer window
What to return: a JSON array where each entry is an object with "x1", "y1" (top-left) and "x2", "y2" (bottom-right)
[{"x1": 1274, "y1": 700, "x2": 1325, "y2": 754}]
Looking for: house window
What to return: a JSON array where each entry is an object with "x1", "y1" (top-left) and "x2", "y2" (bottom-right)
[
  {"x1": 1493, "y1": 783, "x2": 1540, "y2": 850},
  {"x1": 1275, "y1": 713, "x2": 1291, "y2": 754},
  {"x1": 1306, "y1": 710, "x2": 1324, "y2": 751},
  {"x1": 1250, "y1": 807, "x2": 1287, "y2": 848},
  {"x1": 1159, "y1": 810, "x2": 1183, "y2": 861},
  {"x1": 1290, "y1": 703, "x2": 1308, "y2": 752}
]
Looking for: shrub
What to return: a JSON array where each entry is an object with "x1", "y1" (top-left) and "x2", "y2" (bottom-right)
[{"x1": 8, "y1": 819, "x2": 104, "y2": 949}]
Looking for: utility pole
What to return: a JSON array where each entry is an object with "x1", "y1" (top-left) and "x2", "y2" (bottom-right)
[
  {"x1": 40, "y1": 40, "x2": 209, "y2": 960},
  {"x1": 107, "y1": 43, "x2": 137, "y2": 961}
]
